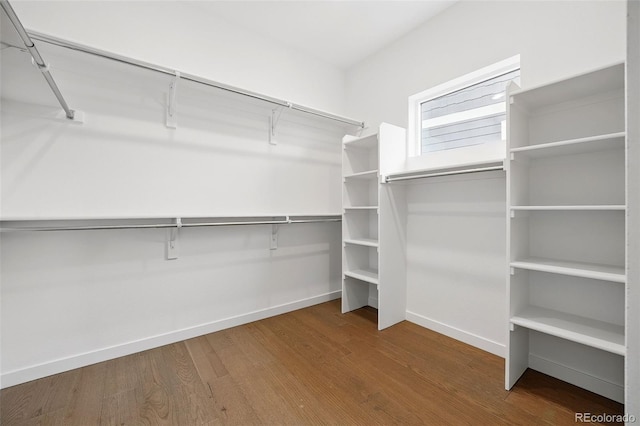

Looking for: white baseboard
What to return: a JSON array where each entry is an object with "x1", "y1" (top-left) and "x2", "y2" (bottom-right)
[
  {"x1": 1, "y1": 290, "x2": 341, "y2": 389},
  {"x1": 405, "y1": 311, "x2": 505, "y2": 358},
  {"x1": 529, "y1": 354, "x2": 624, "y2": 403}
]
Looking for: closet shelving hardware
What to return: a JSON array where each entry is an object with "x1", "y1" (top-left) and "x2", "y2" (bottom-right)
[
  {"x1": 510, "y1": 306, "x2": 626, "y2": 356},
  {"x1": 0, "y1": 0, "x2": 81, "y2": 122},
  {"x1": 24, "y1": 30, "x2": 364, "y2": 130},
  {"x1": 0, "y1": 215, "x2": 341, "y2": 232}
]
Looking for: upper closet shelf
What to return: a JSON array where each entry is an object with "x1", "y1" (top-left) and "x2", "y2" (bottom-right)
[
  {"x1": 343, "y1": 134, "x2": 378, "y2": 149},
  {"x1": 510, "y1": 132, "x2": 625, "y2": 158},
  {"x1": 22, "y1": 30, "x2": 364, "y2": 129},
  {"x1": 509, "y1": 62, "x2": 624, "y2": 110}
]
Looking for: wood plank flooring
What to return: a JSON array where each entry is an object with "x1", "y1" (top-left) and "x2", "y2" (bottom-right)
[{"x1": 1, "y1": 300, "x2": 624, "y2": 425}]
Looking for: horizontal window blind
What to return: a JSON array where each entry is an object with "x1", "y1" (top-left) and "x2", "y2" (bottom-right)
[{"x1": 421, "y1": 68, "x2": 520, "y2": 154}]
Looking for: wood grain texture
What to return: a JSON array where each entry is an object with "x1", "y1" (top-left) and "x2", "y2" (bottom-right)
[{"x1": 1, "y1": 300, "x2": 624, "y2": 425}]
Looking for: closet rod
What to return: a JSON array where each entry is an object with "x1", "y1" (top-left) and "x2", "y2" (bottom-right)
[
  {"x1": 385, "y1": 165, "x2": 504, "y2": 183},
  {"x1": 0, "y1": 216, "x2": 342, "y2": 232},
  {"x1": 26, "y1": 30, "x2": 365, "y2": 129},
  {"x1": 0, "y1": 0, "x2": 75, "y2": 120}
]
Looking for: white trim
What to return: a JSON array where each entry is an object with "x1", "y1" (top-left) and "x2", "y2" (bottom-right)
[
  {"x1": 408, "y1": 54, "x2": 520, "y2": 157},
  {"x1": 1, "y1": 290, "x2": 341, "y2": 389},
  {"x1": 529, "y1": 353, "x2": 624, "y2": 403},
  {"x1": 406, "y1": 310, "x2": 505, "y2": 357}
]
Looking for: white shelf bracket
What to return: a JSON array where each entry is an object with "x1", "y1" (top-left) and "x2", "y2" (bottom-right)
[
  {"x1": 166, "y1": 217, "x2": 182, "y2": 260},
  {"x1": 510, "y1": 266, "x2": 515, "y2": 275},
  {"x1": 509, "y1": 323, "x2": 517, "y2": 332},
  {"x1": 270, "y1": 224, "x2": 279, "y2": 250},
  {"x1": 510, "y1": 210, "x2": 516, "y2": 219},
  {"x1": 269, "y1": 103, "x2": 292, "y2": 145},
  {"x1": 166, "y1": 71, "x2": 181, "y2": 129}
]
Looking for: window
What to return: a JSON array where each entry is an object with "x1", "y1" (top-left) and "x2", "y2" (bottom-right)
[{"x1": 408, "y1": 56, "x2": 520, "y2": 163}]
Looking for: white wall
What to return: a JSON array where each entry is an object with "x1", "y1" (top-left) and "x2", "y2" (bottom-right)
[
  {"x1": 1, "y1": 1, "x2": 349, "y2": 387},
  {"x1": 345, "y1": 0, "x2": 626, "y2": 355},
  {"x1": 10, "y1": 1, "x2": 346, "y2": 115}
]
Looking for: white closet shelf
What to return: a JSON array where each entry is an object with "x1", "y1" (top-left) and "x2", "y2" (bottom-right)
[
  {"x1": 511, "y1": 306, "x2": 625, "y2": 356},
  {"x1": 343, "y1": 134, "x2": 377, "y2": 149},
  {"x1": 344, "y1": 206, "x2": 378, "y2": 211},
  {"x1": 510, "y1": 132, "x2": 625, "y2": 158},
  {"x1": 511, "y1": 205, "x2": 626, "y2": 212},
  {"x1": 344, "y1": 238, "x2": 379, "y2": 248},
  {"x1": 344, "y1": 268, "x2": 379, "y2": 285},
  {"x1": 509, "y1": 62, "x2": 624, "y2": 110},
  {"x1": 344, "y1": 170, "x2": 378, "y2": 180},
  {"x1": 510, "y1": 257, "x2": 625, "y2": 283}
]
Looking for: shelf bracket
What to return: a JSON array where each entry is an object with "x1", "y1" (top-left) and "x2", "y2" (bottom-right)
[
  {"x1": 510, "y1": 266, "x2": 515, "y2": 275},
  {"x1": 166, "y1": 217, "x2": 181, "y2": 260},
  {"x1": 166, "y1": 71, "x2": 181, "y2": 129},
  {"x1": 269, "y1": 103, "x2": 291, "y2": 145},
  {"x1": 270, "y1": 224, "x2": 279, "y2": 250},
  {"x1": 509, "y1": 323, "x2": 517, "y2": 332}
]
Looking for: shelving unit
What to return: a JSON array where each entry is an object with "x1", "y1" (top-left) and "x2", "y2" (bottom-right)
[
  {"x1": 505, "y1": 63, "x2": 627, "y2": 403},
  {"x1": 342, "y1": 123, "x2": 406, "y2": 330}
]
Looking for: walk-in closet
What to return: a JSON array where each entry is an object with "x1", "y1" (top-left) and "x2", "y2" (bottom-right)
[{"x1": 1, "y1": 0, "x2": 638, "y2": 424}]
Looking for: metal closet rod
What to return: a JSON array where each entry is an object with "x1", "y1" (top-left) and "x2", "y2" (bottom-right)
[
  {"x1": 0, "y1": 0, "x2": 75, "y2": 119},
  {"x1": 0, "y1": 215, "x2": 342, "y2": 232},
  {"x1": 385, "y1": 165, "x2": 505, "y2": 183},
  {"x1": 26, "y1": 30, "x2": 365, "y2": 129}
]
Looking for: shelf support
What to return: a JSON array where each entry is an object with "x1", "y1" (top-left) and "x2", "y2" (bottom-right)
[
  {"x1": 270, "y1": 224, "x2": 279, "y2": 250},
  {"x1": 166, "y1": 217, "x2": 181, "y2": 260},
  {"x1": 166, "y1": 71, "x2": 180, "y2": 129},
  {"x1": 269, "y1": 103, "x2": 291, "y2": 145}
]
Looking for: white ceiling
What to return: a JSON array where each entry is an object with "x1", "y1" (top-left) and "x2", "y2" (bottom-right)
[{"x1": 191, "y1": 1, "x2": 457, "y2": 69}]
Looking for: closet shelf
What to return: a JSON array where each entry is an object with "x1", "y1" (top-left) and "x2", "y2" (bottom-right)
[
  {"x1": 344, "y1": 238, "x2": 379, "y2": 248},
  {"x1": 511, "y1": 205, "x2": 626, "y2": 212},
  {"x1": 344, "y1": 268, "x2": 379, "y2": 285},
  {"x1": 511, "y1": 306, "x2": 625, "y2": 356},
  {"x1": 510, "y1": 257, "x2": 625, "y2": 283},
  {"x1": 343, "y1": 134, "x2": 378, "y2": 149},
  {"x1": 510, "y1": 132, "x2": 625, "y2": 158},
  {"x1": 509, "y1": 62, "x2": 624, "y2": 110},
  {"x1": 344, "y1": 170, "x2": 378, "y2": 180},
  {"x1": 344, "y1": 206, "x2": 378, "y2": 211}
]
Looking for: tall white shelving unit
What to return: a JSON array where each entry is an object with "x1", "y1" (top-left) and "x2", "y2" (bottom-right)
[
  {"x1": 342, "y1": 123, "x2": 407, "y2": 330},
  {"x1": 505, "y1": 63, "x2": 627, "y2": 403}
]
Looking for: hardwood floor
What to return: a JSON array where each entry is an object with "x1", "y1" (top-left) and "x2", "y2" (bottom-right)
[{"x1": 1, "y1": 300, "x2": 624, "y2": 425}]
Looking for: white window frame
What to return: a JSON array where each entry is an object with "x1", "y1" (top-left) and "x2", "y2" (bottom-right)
[{"x1": 407, "y1": 55, "x2": 521, "y2": 162}]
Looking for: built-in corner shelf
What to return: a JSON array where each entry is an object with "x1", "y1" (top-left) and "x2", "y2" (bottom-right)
[
  {"x1": 344, "y1": 268, "x2": 379, "y2": 286},
  {"x1": 344, "y1": 238, "x2": 379, "y2": 248},
  {"x1": 510, "y1": 132, "x2": 625, "y2": 158},
  {"x1": 506, "y1": 62, "x2": 627, "y2": 403},
  {"x1": 510, "y1": 257, "x2": 626, "y2": 283},
  {"x1": 342, "y1": 123, "x2": 407, "y2": 331},
  {"x1": 511, "y1": 306, "x2": 625, "y2": 356}
]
